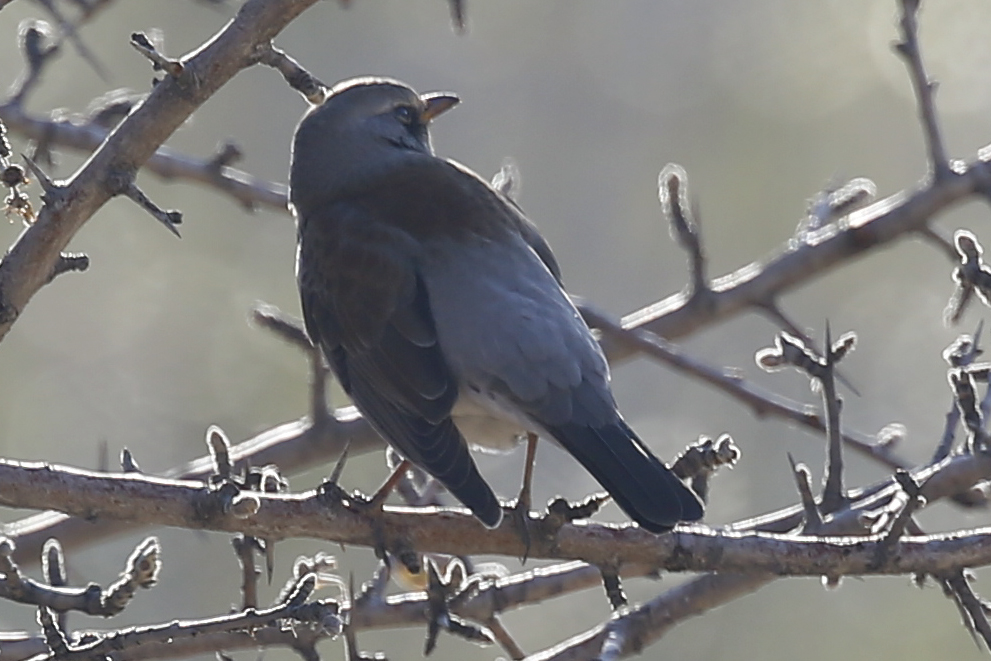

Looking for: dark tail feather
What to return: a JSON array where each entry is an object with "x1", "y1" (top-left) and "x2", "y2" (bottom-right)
[
  {"x1": 435, "y1": 457, "x2": 503, "y2": 528},
  {"x1": 348, "y1": 379, "x2": 503, "y2": 528},
  {"x1": 548, "y1": 419, "x2": 703, "y2": 533}
]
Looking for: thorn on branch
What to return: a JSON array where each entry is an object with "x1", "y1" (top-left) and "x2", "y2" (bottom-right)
[
  {"x1": 326, "y1": 441, "x2": 351, "y2": 488},
  {"x1": 121, "y1": 181, "x2": 182, "y2": 238},
  {"x1": 659, "y1": 163, "x2": 707, "y2": 296},
  {"x1": 21, "y1": 152, "x2": 59, "y2": 200},
  {"x1": 120, "y1": 447, "x2": 142, "y2": 473},
  {"x1": 130, "y1": 31, "x2": 184, "y2": 77},
  {"x1": 255, "y1": 43, "x2": 327, "y2": 104},
  {"x1": 787, "y1": 453, "x2": 823, "y2": 534}
]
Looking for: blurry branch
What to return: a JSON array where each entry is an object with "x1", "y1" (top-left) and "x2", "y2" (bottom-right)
[
  {"x1": 0, "y1": 0, "x2": 320, "y2": 347},
  {"x1": 0, "y1": 561, "x2": 635, "y2": 661},
  {"x1": 24, "y1": 573, "x2": 341, "y2": 661},
  {"x1": 610, "y1": 161, "x2": 988, "y2": 356},
  {"x1": 0, "y1": 536, "x2": 159, "y2": 616},
  {"x1": 5, "y1": 406, "x2": 382, "y2": 566},
  {"x1": 895, "y1": 0, "x2": 949, "y2": 180},
  {"x1": 5, "y1": 298, "x2": 980, "y2": 566},
  {"x1": 0, "y1": 102, "x2": 290, "y2": 211},
  {"x1": 581, "y1": 305, "x2": 920, "y2": 474},
  {"x1": 11, "y1": 291, "x2": 916, "y2": 572}
]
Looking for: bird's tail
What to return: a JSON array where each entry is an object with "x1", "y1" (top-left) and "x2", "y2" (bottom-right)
[
  {"x1": 436, "y1": 458, "x2": 504, "y2": 528},
  {"x1": 548, "y1": 419, "x2": 703, "y2": 533}
]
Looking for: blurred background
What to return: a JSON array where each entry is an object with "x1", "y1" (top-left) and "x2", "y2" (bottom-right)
[{"x1": 1, "y1": 0, "x2": 990, "y2": 659}]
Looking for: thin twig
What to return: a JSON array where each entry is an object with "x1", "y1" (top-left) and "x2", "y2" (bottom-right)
[
  {"x1": 820, "y1": 325, "x2": 847, "y2": 513},
  {"x1": 895, "y1": 0, "x2": 950, "y2": 180}
]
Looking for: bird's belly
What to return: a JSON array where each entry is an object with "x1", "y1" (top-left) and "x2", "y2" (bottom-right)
[{"x1": 451, "y1": 389, "x2": 530, "y2": 453}]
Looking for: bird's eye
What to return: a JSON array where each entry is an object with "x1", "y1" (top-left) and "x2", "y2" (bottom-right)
[{"x1": 394, "y1": 105, "x2": 415, "y2": 125}]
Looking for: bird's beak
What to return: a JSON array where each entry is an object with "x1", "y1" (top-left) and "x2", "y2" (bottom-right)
[{"x1": 420, "y1": 92, "x2": 460, "y2": 122}]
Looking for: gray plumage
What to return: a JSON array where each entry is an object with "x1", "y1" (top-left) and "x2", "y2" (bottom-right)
[{"x1": 290, "y1": 76, "x2": 703, "y2": 532}]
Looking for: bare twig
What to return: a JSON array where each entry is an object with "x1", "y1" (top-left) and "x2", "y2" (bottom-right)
[
  {"x1": 787, "y1": 454, "x2": 822, "y2": 533},
  {"x1": 895, "y1": 0, "x2": 950, "y2": 180},
  {"x1": 820, "y1": 325, "x2": 847, "y2": 512},
  {"x1": 942, "y1": 571, "x2": 991, "y2": 652},
  {"x1": 254, "y1": 43, "x2": 326, "y2": 103},
  {"x1": 130, "y1": 32, "x2": 184, "y2": 77},
  {"x1": 658, "y1": 163, "x2": 706, "y2": 296},
  {"x1": 0, "y1": 0, "x2": 321, "y2": 344}
]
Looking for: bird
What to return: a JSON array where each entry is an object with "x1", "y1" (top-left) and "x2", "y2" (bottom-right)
[{"x1": 289, "y1": 76, "x2": 704, "y2": 533}]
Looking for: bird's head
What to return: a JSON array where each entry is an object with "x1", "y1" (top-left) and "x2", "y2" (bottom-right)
[{"x1": 290, "y1": 77, "x2": 459, "y2": 214}]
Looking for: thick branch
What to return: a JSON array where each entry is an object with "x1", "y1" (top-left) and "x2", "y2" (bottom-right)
[
  {"x1": 611, "y1": 166, "x2": 983, "y2": 355},
  {"x1": 3, "y1": 456, "x2": 991, "y2": 576},
  {"x1": 0, "y1": 0, "x2": 317, "y2": 342}
]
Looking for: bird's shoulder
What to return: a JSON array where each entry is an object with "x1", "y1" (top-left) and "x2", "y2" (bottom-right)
[{"x1": 337, "y1": 155, "x2": 564, "y2": 281}]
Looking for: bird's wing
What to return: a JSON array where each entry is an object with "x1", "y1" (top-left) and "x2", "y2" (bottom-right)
[
  {"x1": 296, "y1": 199, "x2": 501, "y2": 527},
  {"x1": 410, "y1": 161, "x2": 703, "y2": 530}
]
